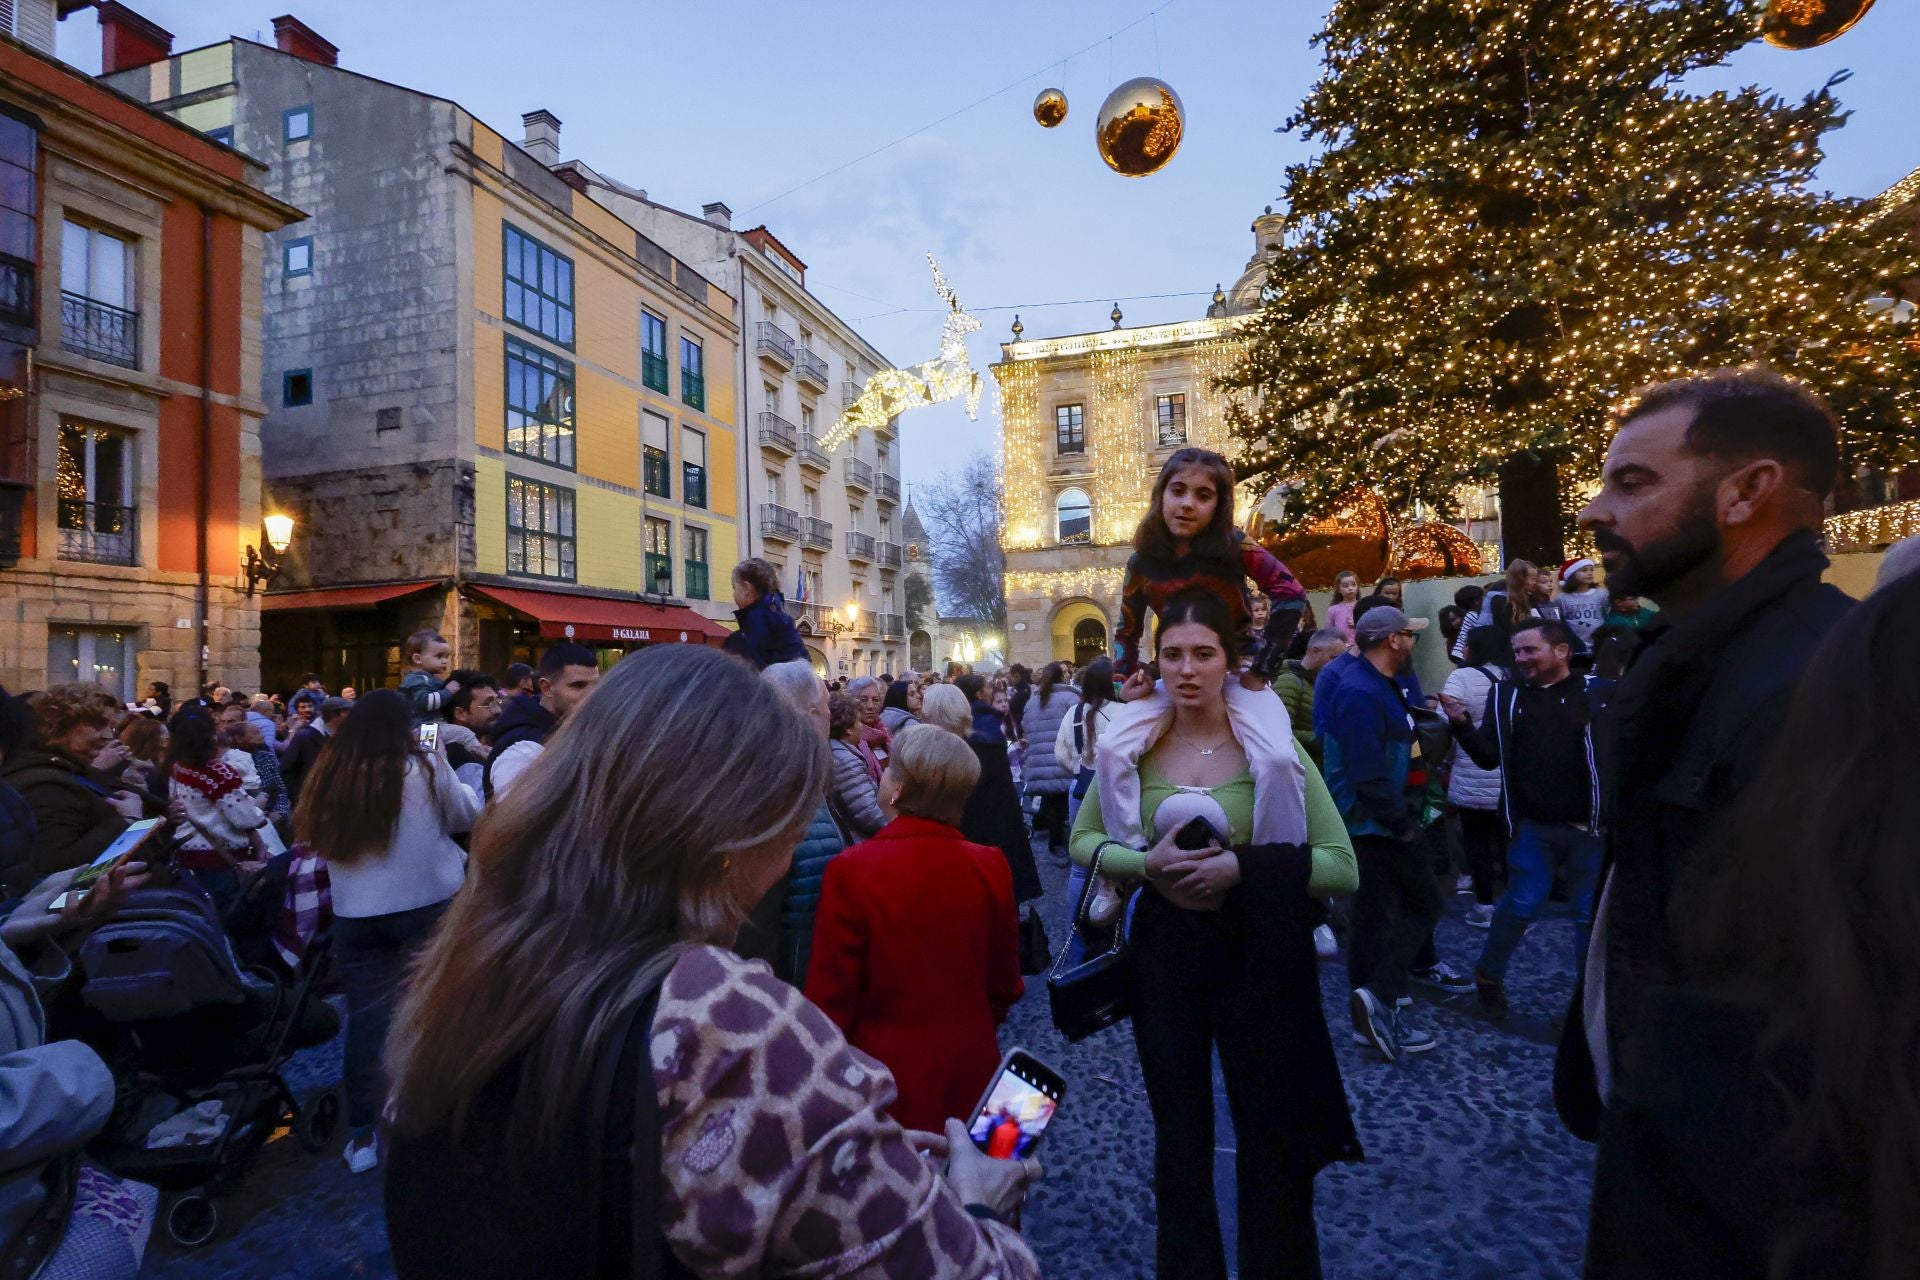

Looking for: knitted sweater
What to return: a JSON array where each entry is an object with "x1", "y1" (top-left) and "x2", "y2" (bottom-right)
[{"x1": 1112, "y1": 531, "x2": 1307, "y2": 682}]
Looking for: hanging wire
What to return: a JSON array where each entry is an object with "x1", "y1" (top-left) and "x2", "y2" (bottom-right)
[{"x1": 738, "y1": 0, "x2": 1182, "y2": 217}]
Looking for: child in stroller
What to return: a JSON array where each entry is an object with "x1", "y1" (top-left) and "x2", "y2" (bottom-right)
[{"x1": 74, "y1": 883, "x2": 339, "y2": 1247}]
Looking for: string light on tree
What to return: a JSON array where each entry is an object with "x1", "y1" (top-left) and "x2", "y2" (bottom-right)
[{"x1": 824, "y1": 255, "x2": 983, "y2": 450}]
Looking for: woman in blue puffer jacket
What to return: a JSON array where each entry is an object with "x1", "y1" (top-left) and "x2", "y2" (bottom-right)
[
  {"x1": 760, "y1": 662, "x2": 849, "y2": 985},
  {"x1": 1018, "y1": 662, "x2": 1081, "y2": 859}
]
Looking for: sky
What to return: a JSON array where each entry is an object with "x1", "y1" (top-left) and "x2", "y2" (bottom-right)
[{"x1": 57, "y1": 0, "x2": 1920, "y2": 499}]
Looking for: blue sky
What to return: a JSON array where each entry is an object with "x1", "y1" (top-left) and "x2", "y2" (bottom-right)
[{"x1": 59, "y1": 1, "x2": 1918, "y2": 497}]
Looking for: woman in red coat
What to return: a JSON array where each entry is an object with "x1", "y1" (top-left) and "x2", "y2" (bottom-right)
[{"x1": 805, "y1": 725, "x2": 1025, "y2": 1133}]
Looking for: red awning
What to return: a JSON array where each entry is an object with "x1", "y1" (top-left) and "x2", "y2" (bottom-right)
[
  {"x1": 467, "y1": 585, "x2": 727, "y2": 645},
  {"x1": 260, "y1": 580, "x2": 442, "y2": 612}
]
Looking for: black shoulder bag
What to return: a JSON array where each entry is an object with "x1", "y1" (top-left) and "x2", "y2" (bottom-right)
[{"x1": 1045, "y1": 844, "x2": 1137, "y2": 1042}]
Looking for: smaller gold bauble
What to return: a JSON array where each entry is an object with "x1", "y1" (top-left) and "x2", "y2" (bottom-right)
[
  {"x1": 1095, "y1": 76, "x2": 1185, "y2": 178},
  {"x1": 1761, "y1": 0, "x2": 1876, "y2": 49},
  {"x1": 1033, "y1": 88, "x2": 1068, "y2": 129}
]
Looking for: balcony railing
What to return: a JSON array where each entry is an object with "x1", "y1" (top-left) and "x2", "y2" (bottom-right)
[
  {"x1": 844, "y1": 456, "x2": 874, "y2": 491},
  {"x1": 61, "y1": 292, "x2": 138, "y2": 369},
  {"x1": 642, "y1": 349, "x2": 669, "y2": 393},
  {"x1": 681, "y1": 371, "x2": 705, "y2": 411},
  {"x1": 759, "y1": 503, "x2": 800, "y2": 542},
  {"x1": 875, "y1": 472, "x2": 901, "y2": 504},
  {"x1": 877, "y1": 612, "x2": 905, "y2": 640},
  {"x1": 795, "y1": 347, "x2": 829, "y2": 390},
  {"x1": 842, "y1": 380, "x2": 861, "y2": 407},
  {"x1": 643, "y1": 552, "x2": 673, "y2": 596},
  {"x1": 57, "y1": 499, "x2": 137, "y2": 565},
  {"x1": 801, "y1": 515, "x2": 833, "y2": 550},
  {"x1": 757, "y1": 411, "x2": 798, "y2": 454},
  {"x1": 685, "y1": 560, "x2": 710, "y2": 601},
  {"x1": 876, "y1": 541, "x2": 903, "y2": 569},
  {"x1": 845, "y1": 531, "x2": 876, "y2": 562},
  {"x1": 797, "y1": 433, "x2": 832, "y2": 472},
  {"x1": 1157, "y1": 410, "x2": 1188, "y2": 447},
  {"x1": 643, "y1": 448, "x2": 671, "y2": 498},
  {"x1": 682, "y1": 463, "x2": 707, "y2": 510},
  {"x1": 755, "y1": 321, "x2": 795, "y2": 368}
]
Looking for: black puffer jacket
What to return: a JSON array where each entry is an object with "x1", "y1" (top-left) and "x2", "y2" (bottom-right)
[{"x1": 1556, "y1": 530, "x2": 1851, "y2": 1140}]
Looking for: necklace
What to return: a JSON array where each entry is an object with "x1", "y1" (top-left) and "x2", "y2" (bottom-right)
[{"x1": 1177, "y1": 732, "x2": 1230, "y2": 756}]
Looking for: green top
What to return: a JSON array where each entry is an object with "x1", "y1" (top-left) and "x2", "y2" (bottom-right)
[{"x1": 1070, "y1": 753, "x2": 1359, "y2": 896}]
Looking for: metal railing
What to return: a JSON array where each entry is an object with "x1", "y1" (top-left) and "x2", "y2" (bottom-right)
[
  {"x1": 56, "y1": 499, "x2": 137, "y2": 565},
  {"x1": 757, "y1": 411, "x2": 798, "y2": 453},
  {"x1": 801, "y1": 516, "x2": 833, "y2": 550},
  {"x1": 844, "y1": 456, "x2": 874, "y2": 490},
  {"x1": 641, "y1": 350, "x2": 669, "y2": 393},
  {"x1": 61, "y1": 292, "x2": 138, "y2": 369},
  {"x1": 643, "y1": 552, "x2": 673, "y2": 596},
  {"x1": 681, "y1": 371, "x2": 705, "y2": 411},
  {"x1": 842, "y1": 379, "x2": 861, "y2": 407},
  {"x1": 684, "y1": 560, "x2": 710, "y2": 601},
  {"x1": 789, "y1": 601, "x2": 829, "y2": 633},
  {"x1": 682, "y1": 463, "x2": 707, "y2": 509},
  {"x1": 845, "y1": 531, "x2": 876, "y2": 561},
  {"x1": 795, "y1": 347, "x2": 829, "y2": 389},
  {"x1": 877, "y1": 612, "x2": 905, "y2": 640},
  {"x1": 754, "y1": 321, "x2": 795, "y2": 366},
  {"x1": 875, "y1": 472, "x2": 901, "y2": 504},
  {"x1": 759, "y1": 503, "x2": 800, "y2": 542},
  {"x1": 876, "y1": 541, "x2": 903, "y2": 569},
  {"x1": 797, "y1": 433, "x2": 831, "y2": 471}
]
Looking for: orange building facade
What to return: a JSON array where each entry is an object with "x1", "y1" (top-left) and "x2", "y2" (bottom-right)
[{"x1": 0, "y1": 30, "x2": 301, "y2": 700}]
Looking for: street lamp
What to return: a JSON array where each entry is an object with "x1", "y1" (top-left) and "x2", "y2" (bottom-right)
[
  {"x1": 646, "y1": 563, "x2": 672, "y2": 608},
  {"x1": 824, "y1": 600, "x2": 860, "y2": 639},
  {"x1": 244, "y1": 513, "x2": 295, "y2": 597}
]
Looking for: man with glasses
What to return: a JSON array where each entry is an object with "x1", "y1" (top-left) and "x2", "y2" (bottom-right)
[{"x1": 1322, "y1": 606, "x2": 1447, "y2": 1060}]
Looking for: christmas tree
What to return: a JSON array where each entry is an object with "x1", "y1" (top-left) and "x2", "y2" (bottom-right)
[{"x1": 1223, "y1": 0, "x2": 1920, "y2": 553}]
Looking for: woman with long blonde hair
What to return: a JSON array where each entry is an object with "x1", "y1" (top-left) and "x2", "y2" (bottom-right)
[{"x1": 384, "y1": 646, "x2": 1042, "y2": 1280}]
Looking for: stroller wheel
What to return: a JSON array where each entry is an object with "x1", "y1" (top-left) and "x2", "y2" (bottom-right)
[
  {"x1": 296, "y1": 1090, "x2": 341, "y2": 1154},
  {"x1": 166, "y1": 1194, "x2": 220, "y2": 1248}
]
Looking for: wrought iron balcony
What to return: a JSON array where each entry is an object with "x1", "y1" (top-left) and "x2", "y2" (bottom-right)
[
  {"x1": 759, "y1": 503, "x2": 801, "y2": 543},
  {"x1": 875, "y1": 472, "x2": 901, "y2": 504},
  {"x1": 844, "y1": 456, "x2": 874, "y2": 491},
  {"x1": 877, "y1": 612, "x2": 906, "y2": 640},
  {"x1": 796, "y1": 433, "x2": 832, "y2": 473},
  {"x1": 842, "y1": 379, "x2": 861, "y2": 407},
  {"x1": 757, "y1": 411, "x2": 798, "y2": 454},
  {"x1": 876, "y1": 541, "x2": 903, "y2": 569},
  {"x1": 57, "y1": 499, "x2": 137, "y2": 565},
  {"x1": 789, "y1": 602, "x2": 829, "y2": 633},
  {"x1": 60, "y1": 292, "x2": 138, "y2": 369},
  {"x1": 795, "y1": 347, "x2": 829, "y2": 390},
  {"x1": 641, "y1": 349, "x2": 669, "y2": 393},
  {"x1": 684, "y1": 560, "x2": 710, "y2": 601},
  {"x1": 801, "y1": 516, "x2": 834, "y2": 550},
  {"x1": 681, "y1": 371, "x2": 705, "y2": 411},
  {"x1": 755, "y1": 321, "x2": 795, "y2": 368},
  {"x1": 845, "y1": 531, "x2": 876, "y2": 562}
]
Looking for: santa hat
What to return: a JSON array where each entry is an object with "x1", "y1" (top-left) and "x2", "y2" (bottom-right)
[{"x1": 1560, "y1": 557, "x2": 1595, "y2": 586}]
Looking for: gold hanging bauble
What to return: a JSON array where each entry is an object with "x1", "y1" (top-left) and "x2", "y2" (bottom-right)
[
  {"x1": 1390, "y1": 522, "x2": 1485, "y2": 581},
  {"x1": 1033, "y1": 88, "x2": 1068, "y2": 129},
  {"x1": 1761, "y1": 0, "x2": 1876, "y2": 49},
  {"x1": 1245, "y1": 485, "x2": 1390, "y2": 589},
  {"x1": 1095, "y1": 76, "x2": 1184, "y2": 178}
]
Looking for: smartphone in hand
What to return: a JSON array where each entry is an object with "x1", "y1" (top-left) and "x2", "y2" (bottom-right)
[
  {"x1": 1173, "y1": 816, "x2": 1225, "y2": 851},
  {"x1": 967, "y1": 1049, "x2": 1066, "y2": 1159}
]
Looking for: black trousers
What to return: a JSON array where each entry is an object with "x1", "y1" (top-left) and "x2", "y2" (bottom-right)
[
  {"x1": 1034, "y1": 792, "x2": 1069, "y2": 852},
  {"x1": 1131, "y1": 892, "x2": 1322, "y2": 1280},
  {"x1": 1347, "y1": 835, "x2": 1443, "y2": 1002},
  {"x1": 1457, "y1": 808, "x2": 1507, "y2": 906}
]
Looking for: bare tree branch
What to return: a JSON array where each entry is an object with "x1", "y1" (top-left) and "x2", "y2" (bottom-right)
[{"x1": 915, "y1": 453, "x2": 1006, "y2": 629}]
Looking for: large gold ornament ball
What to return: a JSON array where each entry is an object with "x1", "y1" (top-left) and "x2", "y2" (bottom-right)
[
  {"x1": 1245, "y1": 485, "x2": 1390, "y2": 589},
  {"x1": 1761, "y1": 0, "x2": 1876, "y2": 48},
  {"x1": 1033, "y1": 88, "x2": 1068, "y2": 129},
  {"x1": 1095, "y1": 76, "x2": 1185, "y2": 178}
]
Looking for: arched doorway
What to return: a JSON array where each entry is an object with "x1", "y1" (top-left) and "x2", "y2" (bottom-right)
[
  {"x1": 806, "y1": 646, "x2": 828, "y2": 678},
  {"x1": 1072, "y1": 617, "x2": 1108, "y2": 666},
  {"x1": 909, "y1": 630, "x2": 933, "y2": 672}
]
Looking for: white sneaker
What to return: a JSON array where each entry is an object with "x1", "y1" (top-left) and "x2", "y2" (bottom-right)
[
  {"x1": 1465, "y1": 903, "x2": 1495, "y2": 929},
  {"x1": 1454, "y1": 874, "x2": 1474, "y2": 895},
  {"x1": 1313, "y1": 924, "x2": 1338, "y2": 959},
  {"x1": 343, "y1": 1132, "x2": 379, "y2": 1175},
  {"x1": 1086, "y1": 877, "x2": 1123, "y2": 927}
]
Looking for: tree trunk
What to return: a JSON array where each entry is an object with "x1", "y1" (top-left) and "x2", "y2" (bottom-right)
[{"x1": 1497, "y1": 451, "x2": 1564, "y2": 568}]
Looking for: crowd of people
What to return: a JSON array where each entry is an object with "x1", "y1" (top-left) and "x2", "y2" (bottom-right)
[{"x1": 1, "y1": 365, "x2": 1915, "y2": 1278}]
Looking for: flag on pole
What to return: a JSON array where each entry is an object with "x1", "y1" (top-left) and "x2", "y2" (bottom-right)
[{"x1": 794, "y1": 567, "x2": 809, "y2": 603}]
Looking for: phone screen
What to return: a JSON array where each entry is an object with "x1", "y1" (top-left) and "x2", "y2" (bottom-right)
[
  {"x1": 416, "y1": 722, "x2": 439, "y2": 752},
  {"x1": 69, "y1": 818, "x2": 162, "y2": 891},
  {"x1": 968, "y1": 1051, "x2": 1065, "y2": 1160}
]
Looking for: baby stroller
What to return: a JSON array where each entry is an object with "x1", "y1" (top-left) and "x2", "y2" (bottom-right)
[{"x1": 73, "y1": 885, "x2": 340, "y2": 1247}]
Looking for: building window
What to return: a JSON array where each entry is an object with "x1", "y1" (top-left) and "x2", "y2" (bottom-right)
[
  {"x1": 1055, "y1": 403, "x2": 1085, "y2": 455},
  {"x1": 682, "y1": 425, "x2": 707, "y2": 509},
  {"x1": 642, "y1": 410, "x2": 670, "y2": 498},
  {"x1": 48, "y1": 626, "x2": 134, "y2": 700},
  {"x1": 800, "y1": 404, "x2": 814, "y2": 439},
  {"x1": 0, "y1": 109, "x2": 38, "y2": 329},
  {"x1": 503, "y1": 222, "x2": 574, "y2": 347},
  {"x1": 641, "y1": 310, "x2": 668, "y2": 392},
  {"x1": 506, "y1": 474, "x2": 575, "y2": 580},
  {"x1": 282, "y1": 105, "x2": 312, "y2": 143},
  {"x1": 56, "y1": 420, "x2": 136, "y2": 565},
  {"x1": 765, "y1": 469, "x2": 783, "y2": 507},
  {"x1": 284, "y1": 369, "x2": 313, "y2": 406},
  {"x1": 802, "y1": 486, "x2": 818, "y2": 517},
  {"x1": 505, "y1": 337, "x2": 575, "y2": 468},
  {"x1": 1156, "y1": 393, "x2": 1187, "y2": 446},
  {"x1": 282, "y1": 236, "x2": 312, "y2": 278},
  {"x1": 1056, "y1": 486, "x2": 1091, "y2": 545},
  {"x1": 680, "y1": 336, "x2": 704, "y2": 410},
  {"x1": 644, "y1": 516, "x2": 673, "y2": 594},
  {"x1": 684, "y1": 525, "x2": 710, "y2": 600},
  {"x1": 206, "y1": 125, "x2": 234, "y2": 146},
  {"x1": 59, "y1": 222, "x2": 137, "y2": 368}
]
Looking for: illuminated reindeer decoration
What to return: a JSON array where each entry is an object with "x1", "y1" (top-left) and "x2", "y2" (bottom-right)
[{"x1": 822, "y1": 254, "x2": 983, "y2": 450}]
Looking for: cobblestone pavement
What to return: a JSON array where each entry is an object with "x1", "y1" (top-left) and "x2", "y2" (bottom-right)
[{"x1": 139, "y1": 837, "x2": 1593, "y2": 1279}]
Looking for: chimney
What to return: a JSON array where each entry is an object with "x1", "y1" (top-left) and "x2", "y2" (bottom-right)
[
  {"x1": 97, "y1": 2, "x2": 173, "y2": 74},
  {"x1": 702, "y1": 201, "x2": 733, "y2": 229},
  {"x1": 271, "y1": 15, "x2": 337, "y2": 66},
  {"x1": 521, "y1": 110, "x2": 561, "y2": 167}
]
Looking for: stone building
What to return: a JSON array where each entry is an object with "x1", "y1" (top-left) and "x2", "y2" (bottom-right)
[
  {"x1": 104, "y1": 15, "x2": 743, "y2": 692},
  {"x1": 563, "y1": 170, "x2": 909, "y2": 676},
  {"x1": 0, "y1": 10, "x2": 303, "y2": 700}
]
